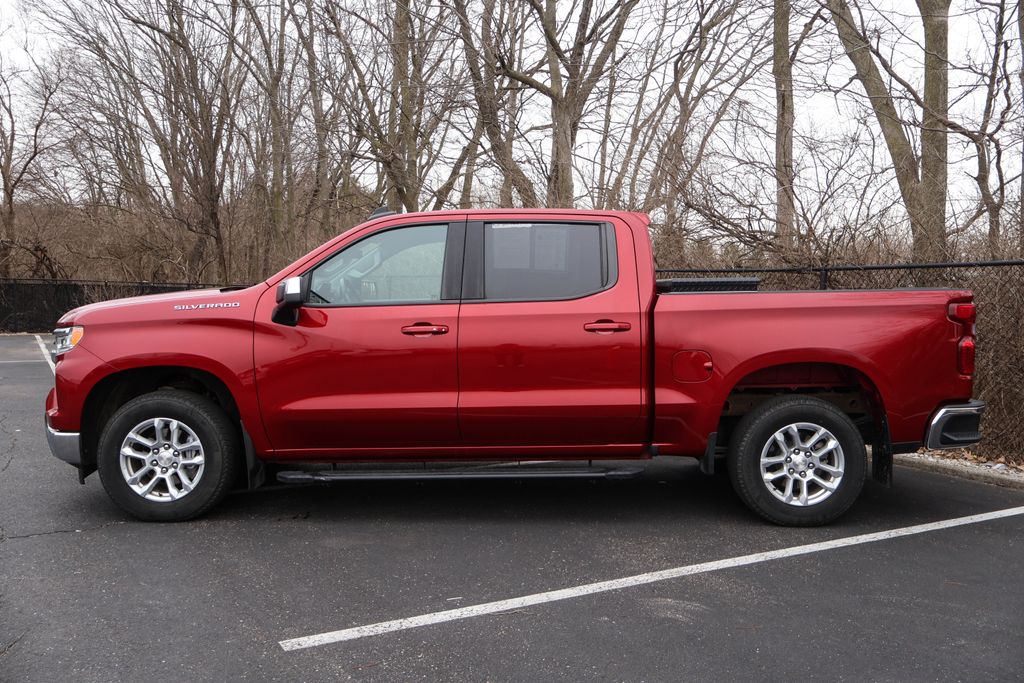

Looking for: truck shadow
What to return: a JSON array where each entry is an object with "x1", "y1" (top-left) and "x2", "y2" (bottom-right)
[
  {"x1": 206, "y1": 459, "x2": 1022, "y2": 532},
  {"x1": 216, "y1": 457, "x2": 753, "y2": 526}
]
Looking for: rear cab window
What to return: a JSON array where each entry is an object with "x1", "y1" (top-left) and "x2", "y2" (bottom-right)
[{"x1": 469, "y1": 222, "x2": 617, "y2": 301}]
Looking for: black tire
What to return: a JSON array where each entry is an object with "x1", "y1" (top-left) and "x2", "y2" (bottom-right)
[
  {"x1": 727, "y1": 396, "x2": 866, "y2": 526},
  {"x1": 97, "y1": 390, "x2": 240, "y2": 521}
]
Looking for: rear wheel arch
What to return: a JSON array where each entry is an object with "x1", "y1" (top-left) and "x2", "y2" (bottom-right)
[{"x1": 714, "y1": 361, "x2": 889, "y2": 455}]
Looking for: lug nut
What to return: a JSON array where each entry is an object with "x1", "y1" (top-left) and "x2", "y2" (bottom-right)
[
  {"x1": 808, "y1": 463, "x2": 814, "y2": 468},
  {"x1": 785, "y1": 457, "x2": 792, "y2": 463},
  {"x1": 161, "y1": 467, "x2": 167, "y2": 473},
  {"x1": 788, "y1": 468, "x2": 794, "y2": 474},
  {"x1": 150, "y1": 460, "x2": 157, "y2": 466},
  {"x1": 172, "y1": 463, "x2": 178, "y2": 469},
  {"x1": 799, "y1": 471, "x2": 806, "y2": 477}
]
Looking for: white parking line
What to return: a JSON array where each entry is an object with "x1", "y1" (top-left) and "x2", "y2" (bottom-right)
[
  {"x1": 34, "y1": 335, "x2": 55, "y2": 373},
  {"x1": 0, "y1": 360, "x2": 47, "y2": 363},
  {"x1": 279, "y1": 505, "x2": 1024, "y2": 652}
]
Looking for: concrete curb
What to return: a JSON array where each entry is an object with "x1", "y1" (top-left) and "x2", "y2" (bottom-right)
[{"x1": 895, "y1": 454, "x2": 1024, "y2": 490}]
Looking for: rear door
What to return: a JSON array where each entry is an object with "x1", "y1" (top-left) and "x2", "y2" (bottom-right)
[{"x1": 456, "y1": 216, "x2": 645, "y2": 449}]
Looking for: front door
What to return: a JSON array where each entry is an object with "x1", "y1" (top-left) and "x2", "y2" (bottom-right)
[{"x1": 254, "y1": 221, "x2": 464, "y2": 456}]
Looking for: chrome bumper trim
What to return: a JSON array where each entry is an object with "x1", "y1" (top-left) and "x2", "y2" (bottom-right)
[
  {"x1": 46, "y1": 424, "x2": 82, "y2": 465},
  {"x1": 925, "y1": 400, "x2": 985, "y2": 450}
]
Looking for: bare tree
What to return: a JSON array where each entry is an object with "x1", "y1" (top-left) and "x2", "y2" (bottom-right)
[
  {"x1": 322, "y1": 0, "x2": 475, "y2": 213},
  {"x1": 46, "y1": 0, "x2": 249, "y2": 281},
  {"x1": 450, "y1": 0, "x2": 540, "y2": 206},
  {"x1": 650, "y1": 2, "x2": 774, "y2": 254},
  {"x1": 288, "y1": 0, "x2": 353, "y2": 243},
  {"x1": 7, "y1": 0, "x2": 1021, "y2": 283},
  {"x1": 216, "y1": 0, "x2": 299, "y2": 275},
  {"x1": 955, "y1": 1, "x2": 1016, "y2": 257},
  {"x1": 494, "y1": 0, "x2": 640, "y2": 207},
  {"x1": 0, "y1": 47, "x2": 62, "y2": 278},
  {"x1": 825, "y1": 0, "x2": 951, "y2": 263}
]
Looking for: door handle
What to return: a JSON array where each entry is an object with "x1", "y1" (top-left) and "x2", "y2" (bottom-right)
[
  {"x1": 401, "y1": 323, "x2": 449, "y2": 336},
  {"x1": 583, "y1": 320, "x2": 632, "y2": 333}
]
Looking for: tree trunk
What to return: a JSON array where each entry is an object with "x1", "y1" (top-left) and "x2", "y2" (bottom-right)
[
  {"x1": 0, "y1": 193, "x2": 13, "y2": 278},
  {"x1": 548, "y1": 99, "x2": 575, "y2": 207},
  {"x1": 269, "y1": 105, "x2": 286, "y2": 272},
  {"x1": 296, "y1": 0, "x2": 333, "y2": 243},
  {"x1": 392, "y1": 0, "x2": 417, "y2": 211},
  {"x1": 459, "y1": 127, "x2": 480, "y2": 209},
  {"x1": 773, "y1": 0, "x2": 796, "y2": 253},
  {"x1": 208, "y1": 203, "x2": 227, "y2": 283},
  {"x1": 974, "y1": 140, "x2": 1001, "y2": 257},
  {"x1": 917, "y1": 0, "x2": 951, "y2": 263},
  {"x1": 541, "y1": 0, "x2": 571, "y2": 208},
  {"x1": 1019, "y1": 0, "x2": 1024, "y2": 256}
]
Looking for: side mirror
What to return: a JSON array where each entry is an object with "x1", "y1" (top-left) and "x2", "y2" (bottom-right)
[
  {"x1": 272, "y1": 275, "x2": 308, "y2": 326},
  {"x1": 276, "y1": 276, "x2": 306, "y2": 305}
]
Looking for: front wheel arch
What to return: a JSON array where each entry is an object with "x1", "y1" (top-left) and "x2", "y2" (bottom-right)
[{"x1": 80, "y1": 366, "x2": 242, "y2": 478}]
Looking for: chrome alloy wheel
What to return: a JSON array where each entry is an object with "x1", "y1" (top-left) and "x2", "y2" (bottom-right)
[
  {"x1": 119, "y1": 417, "x2": 206, "y2": 502},
  {"x1": 759, "y1": 422, "x2": 845, "y2": 507}
]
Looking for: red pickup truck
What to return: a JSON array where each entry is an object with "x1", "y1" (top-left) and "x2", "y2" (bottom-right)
[{"x1": 45, "y1": 209, "x2": 983, "y2": 525}]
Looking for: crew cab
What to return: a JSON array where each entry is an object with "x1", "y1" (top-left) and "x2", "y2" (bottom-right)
[{"x1": 44, "y1": 209, "x2": 984, "y2": 525}]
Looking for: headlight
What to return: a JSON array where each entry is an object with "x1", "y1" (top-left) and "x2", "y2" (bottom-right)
[{"x1": 52, "y1": 326, "x2": 84, "y2": 359}]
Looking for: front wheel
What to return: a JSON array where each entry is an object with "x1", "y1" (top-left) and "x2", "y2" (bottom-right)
[
  {"x1": 97, "y1": 390, "x2": 240, "y2": 521},
  {"x1": 727, "y1": 396, "x2": 866, "y2": 526}
]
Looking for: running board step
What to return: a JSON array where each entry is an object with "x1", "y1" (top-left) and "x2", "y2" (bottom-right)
[{"x1": 276, "y1": 464, "x2": 644, "y2": 484}]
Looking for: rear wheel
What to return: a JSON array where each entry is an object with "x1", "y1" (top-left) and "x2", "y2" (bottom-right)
[
  {"x1": 727, "y1": 396, "x2": 866, "y2": 526},
  {"x1": 97, "y1": 390, "x2": 239, "y2": 521}
]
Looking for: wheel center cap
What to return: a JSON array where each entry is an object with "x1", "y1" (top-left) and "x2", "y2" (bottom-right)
[
  {"x1": 157, "y1": 452, "x2": 175, "y2": 467},
  {"x1": 791, "y1": 452, "x2": 808, "y2": 470}
]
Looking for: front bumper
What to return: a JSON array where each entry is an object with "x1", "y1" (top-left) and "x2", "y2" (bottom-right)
[
  {"x1": 925, "y1": 400, "x2": 985, "y2": 450},
  {"x1": 46, "y1": 423, "x2": 82, "y2": 465}
]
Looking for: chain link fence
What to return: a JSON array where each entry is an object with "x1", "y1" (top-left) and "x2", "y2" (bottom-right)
[
  {"x1": 4, "y1": 263, "x2": 1022, "y2": 461},
  {"x1": 658, "y1": 261, "x2": 1024, "y2": 463},
  {"x1": 0, "y1": 279, "x2": 214, "y2": 333}
]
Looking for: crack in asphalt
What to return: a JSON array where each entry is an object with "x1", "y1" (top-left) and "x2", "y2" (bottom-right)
[
  {"x1": 4, "y1": 520, "x2": 127, "y2": 541},
  {"x1": 0, "y1": 415, "x2": 16, "y2": 475}
]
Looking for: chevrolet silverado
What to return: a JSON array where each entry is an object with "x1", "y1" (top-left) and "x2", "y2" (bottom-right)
[{"x1": 44, "y1": 209, "x2": 984, "y2": 525}]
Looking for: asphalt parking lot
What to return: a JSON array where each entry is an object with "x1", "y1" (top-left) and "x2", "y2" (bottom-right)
[{"x1": 2, "y1": 333, "x2": 1023, "y2": 682}]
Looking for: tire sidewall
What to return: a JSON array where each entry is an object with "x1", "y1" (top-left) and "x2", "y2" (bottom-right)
[
  {"x1": 729, "y1": 398, "x2": 867, "y2": 526},
  {"x1": 97, "y1": 391, "x2": 236, "y2": 521}
]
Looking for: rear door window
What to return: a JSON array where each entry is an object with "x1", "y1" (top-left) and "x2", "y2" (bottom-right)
[{"x1": 481, "y1": 222, "x2": 616, "y2": 301}]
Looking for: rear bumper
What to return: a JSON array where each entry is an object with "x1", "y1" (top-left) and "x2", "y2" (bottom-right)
[
  {"x1": 46, "y1": 423, "x2": 82, "y2": 466},
  {"x1": 925, "y1": 400, "x2": 985, "y2": 450}
]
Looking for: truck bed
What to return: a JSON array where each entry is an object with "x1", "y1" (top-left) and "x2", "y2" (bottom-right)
[{"x1": 650, "y1": 288, "x2": 974, "y2": 455}]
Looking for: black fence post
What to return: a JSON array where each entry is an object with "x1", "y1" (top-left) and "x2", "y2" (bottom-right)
[{"x1": 818, "y1": 268, "x2": 829, "y2": 290}]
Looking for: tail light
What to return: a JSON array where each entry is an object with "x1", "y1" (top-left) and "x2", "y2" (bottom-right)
[
  {"x1": 958, "y1": 337, "x2": 975, "y2": 375},
  {"x1": 949, "y1": 300, "x2": 976, "y2": 376},
  {"x1": 948, "y1": 302, "x2": 976, "y2": 327}
]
